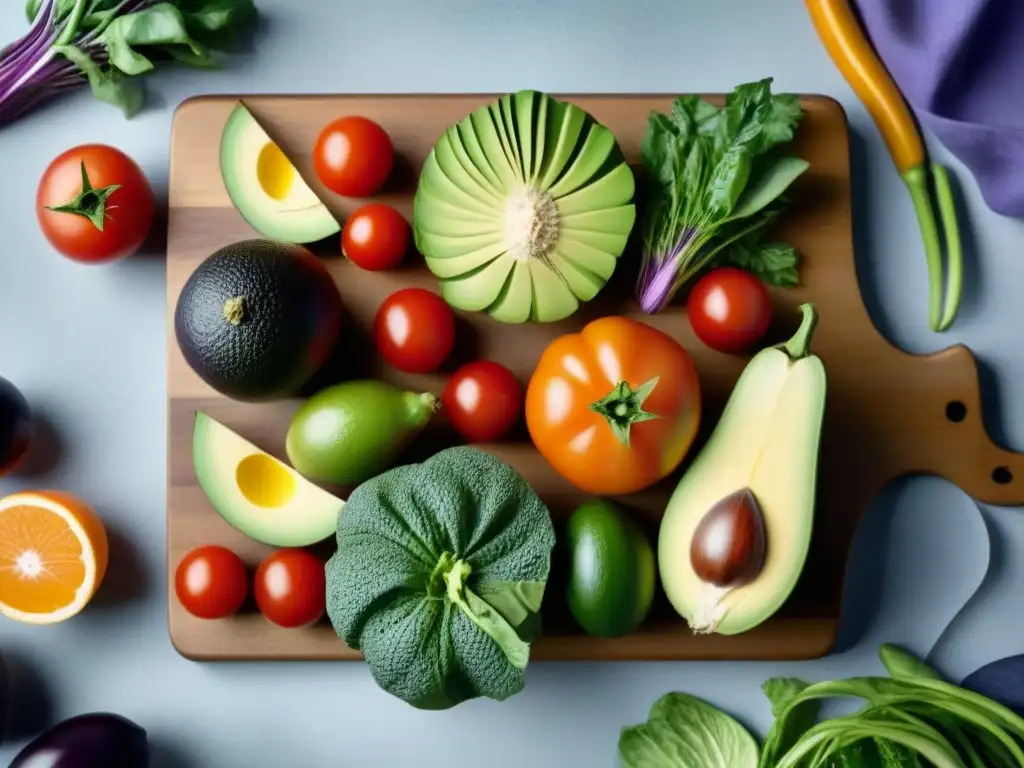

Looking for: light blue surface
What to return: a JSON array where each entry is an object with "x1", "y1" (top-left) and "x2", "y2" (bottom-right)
[{"x1": 1, "y1": 1, "x2": 1023, "y2": 765}]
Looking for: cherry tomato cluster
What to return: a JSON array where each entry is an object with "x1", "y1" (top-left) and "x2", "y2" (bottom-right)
[
  {"x1": 174, "y1": 545, "x2": 326, "y2": 629},
  {"x1": 310, "y1": 115, "x2": 411, "y2": 272},
  {"x1": 371, "y1": 287, "x2": 524, "y2": 444},
  {"x1": 310, "y1": 114, "x2": 526, "y2": 444}
]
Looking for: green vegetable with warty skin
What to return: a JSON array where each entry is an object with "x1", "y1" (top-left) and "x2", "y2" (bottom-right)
[
  {"x1": 325, "y1": 446, "x2": 556, "y2": 711},
  {"x1": 635, "y1": 78, "x2": 809, "y2": 314}
]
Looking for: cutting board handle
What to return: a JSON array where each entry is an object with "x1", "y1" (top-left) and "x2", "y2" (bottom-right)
[{"x1": 896, "y1": 344, "x2": 1024, "y2": 506}]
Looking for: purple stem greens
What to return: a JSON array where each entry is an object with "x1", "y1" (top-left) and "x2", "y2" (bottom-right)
[
  {"x1": 0, "y1": 0, "x2": 256, "y2": 126},
  {"x1": 634, "y1": 79, "x2": 811, "y2": 314}
]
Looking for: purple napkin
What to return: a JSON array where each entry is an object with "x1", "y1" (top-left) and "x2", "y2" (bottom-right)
[{"x1": 852, "y1": 0, "x2": 1024, "y2": 218}]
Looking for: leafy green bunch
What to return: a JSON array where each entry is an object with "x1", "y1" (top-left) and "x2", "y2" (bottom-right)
[
  {"x1": 635, "y1": 78, "x2": 810, "y2": 314},
  {"x1": 619, "y1": 644, "x2": 1024, "y2": 767},
  {"x1": 0, "y1": 0, "x2": 257, "y2": 125}
]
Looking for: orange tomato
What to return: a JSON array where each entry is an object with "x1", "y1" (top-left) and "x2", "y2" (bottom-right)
[{"x1": 525, "y1": 316, "x2": 702, "y2": 496}]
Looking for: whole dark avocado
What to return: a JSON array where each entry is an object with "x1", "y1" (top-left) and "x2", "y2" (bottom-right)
[{"x1": 174, "y1": 239, "x2": 343, "y2": 401}]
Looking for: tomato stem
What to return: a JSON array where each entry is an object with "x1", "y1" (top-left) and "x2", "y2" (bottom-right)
[
  {"x1": 45, "y1": 160, "x2": 121, "y2": 231},
  {"x1": 222, "y1": 296, "x2": 247, "y2": 326},
  {"x1": 588, "y1": 377, "x2": 662, "y2": 448}
]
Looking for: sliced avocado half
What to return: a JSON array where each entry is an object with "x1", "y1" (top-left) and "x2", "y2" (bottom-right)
[
  {"x1": 658, "y1": 305, "x2": 827, "y2": 636},
  {"x1": 413, "y1": 91, "x2": 637, "y2": 323},
  {"x1": 220, "y1": 102, "x2": 340, "y2": 244},
  {"x1": 192, "y1": 412, "x2": 344, "y2": 547}
]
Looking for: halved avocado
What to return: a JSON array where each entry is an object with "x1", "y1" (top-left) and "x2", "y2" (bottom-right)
[
  {"x1": 413, "y1": 91, "x2": 637, "y2": 323},
  {"x1": 193, "y1": 412, "x2": 344, "y2": 547},
  {"x1": 220, "y1": 102, "x2": 340, "y2": 244}
]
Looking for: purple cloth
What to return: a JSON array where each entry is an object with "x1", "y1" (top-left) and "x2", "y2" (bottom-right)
[{"x1": 853, "y1": 0, "x2": 1024, "y2": 218}]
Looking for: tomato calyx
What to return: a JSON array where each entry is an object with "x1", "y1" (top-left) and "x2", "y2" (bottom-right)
[
  {"x1": 587, "y1": 376, "x2": 662, "y2": 448},
  {"x1": 45, "y1": 161, "x2": 122, "y2": 232}
]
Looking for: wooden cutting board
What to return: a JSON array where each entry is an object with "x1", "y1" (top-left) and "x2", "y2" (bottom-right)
[{"x1": 166, "y1": 93, "x2": 1024, "y2": 662}]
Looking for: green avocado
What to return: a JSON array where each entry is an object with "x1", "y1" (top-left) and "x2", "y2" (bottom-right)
[
  {"x1": 566, "y1": 499, "x2": 655, "y2": 638},
  {"x1": 220, "y1": 102, "x2": 340, "y2": 244},
  {"x1": 174, "y1": 239, "x2": 344, "y2": 402},
  {"x1": 286, "y1": 380, "x2": 441, "y2": 486},
  {"x1": 192, "y1": 412, "x2": 344, "y2": 547}
]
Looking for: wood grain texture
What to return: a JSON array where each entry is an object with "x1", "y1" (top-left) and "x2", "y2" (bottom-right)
[{"x1": 167, "y1": 94, "x2": 1024, "y2": 662}]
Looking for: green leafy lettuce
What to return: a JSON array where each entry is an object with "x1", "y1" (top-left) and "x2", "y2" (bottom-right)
[
  {"x1": 618, "y1": 692, "x2": 759, "y2": 768},
  {"x1": 635, "y1": 78, "x2": 809, "y2": 314},
  {"x1": 324, "y1": 446, "x2": 556, "y2": 711}
]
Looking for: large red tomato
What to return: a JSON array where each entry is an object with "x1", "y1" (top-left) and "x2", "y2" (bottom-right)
[
  {"x1": 313, "y1": 116, "x2": 394, "y2": 198},
  {"x1": 36, "y1": 144, "x2": 155, "y2": 264},
  {"x1": 525, "y1": 316, "x2": 702, "y2": 495}
]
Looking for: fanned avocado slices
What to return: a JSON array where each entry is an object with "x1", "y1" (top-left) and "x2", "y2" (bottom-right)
[{"x1": 413, "y1": 91, "x2": 637, "y2": 323}]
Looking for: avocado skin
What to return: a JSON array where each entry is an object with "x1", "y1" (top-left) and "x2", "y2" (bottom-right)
[
  {"x1": 566, "y1": 499, "x2": 655, "y2": 638},
  {"x1": 174, "y1": 239, "x2": 343, "y2": 401}
]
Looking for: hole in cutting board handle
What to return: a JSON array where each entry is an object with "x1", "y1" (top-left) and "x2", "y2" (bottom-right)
[
  {"x1": 946, "y1": 400, "x2": 967, "y2": 423},
  {"x1": 992, "y1": 466, "x2": 1014, "y2": 485}
]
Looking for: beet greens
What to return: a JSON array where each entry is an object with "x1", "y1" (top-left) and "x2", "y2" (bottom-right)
[
  {"x1": 0, "y1": 0, "x2": 256, "y2": 126},
  {"x1": 635, "y1": 79, "x2": 809, "y2": 314}
]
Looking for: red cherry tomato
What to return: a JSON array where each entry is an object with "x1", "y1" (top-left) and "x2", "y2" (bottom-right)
[
  {"x1": 443, "y1": 360, "x2": 524, "y2": 443},
  {"x1": 686, "y1": 267, "x2": 773, "y2": 353},
  {"x1": 313, "y1": 116, "x2": 394, "y2": 198},
  {"x1": 374, "y1": 287, "x2": 456, "y2": 373},
  {"x1": 174, "y1": 545, "x2": 248, "y2": 620},
  {"x1": 254, "y1": 549, "x2": 326, "y2": 629},
  {"x1": 342, "y1": 204, "x2": 409, "y2": 271},
  {"x1": 36, "y1": 144, "x2": 155, "y2": 264}
]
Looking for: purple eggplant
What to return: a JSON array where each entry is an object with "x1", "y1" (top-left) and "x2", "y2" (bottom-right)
[
  {"x1": 961, "y1": 654, "x2": 1024, "y2": 717},
  {"x1": 0, "y1": 375, "x2": 32, "y2": 477},
  {"x1": 0, "y1": 652, "x2": 8, "y2": 744},
  {"x1": 8, "y1": 712, "x2": 149, "y2": 768}
]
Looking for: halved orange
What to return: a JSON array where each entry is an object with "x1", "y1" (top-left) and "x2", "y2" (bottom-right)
[{"x1": 0, "y1": 490, "x2": 108, "y2": 624}]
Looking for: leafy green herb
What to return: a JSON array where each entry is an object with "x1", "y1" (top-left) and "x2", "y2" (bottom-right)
[
  {"x1": 618, "y1": 692, "x2": 759, "y2": 768},
  {"x1": 635, "y1": 78, "x2": 809, "y2": 314},
  {"x1": 1, "y1": 0, "x2": 257, "y2": 126},
  {"x1": 620, "y1": 645, "x2": 1024, "y2": 768},
  {"x1": 760, "y1": 646, "x2": 1024, "y2": 768}
]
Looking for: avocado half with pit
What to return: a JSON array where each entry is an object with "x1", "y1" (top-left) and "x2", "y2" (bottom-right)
[
  {"x1": 220, "y1": 102, "x2": 340, "y2": 244},
  {"x1": 193, "y1": 412, "x2": 344, "y2": 547},
  {"x1": 413, "y1": 90, "x2": 637, "y2": 323}
]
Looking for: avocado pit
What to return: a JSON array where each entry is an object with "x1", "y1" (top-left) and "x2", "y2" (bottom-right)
[{"x1": 687, "y1": 487, "x2": 767, "y2": 633}]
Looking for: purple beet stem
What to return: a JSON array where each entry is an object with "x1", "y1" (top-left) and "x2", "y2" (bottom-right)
[{"x1": 637, "y1": 227, "x2": 697, "y2": 314}]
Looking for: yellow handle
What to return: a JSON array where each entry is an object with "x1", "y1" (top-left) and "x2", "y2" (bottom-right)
[{"x1": 804, "y1": 0, "x2": 925, "y2": 173}]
